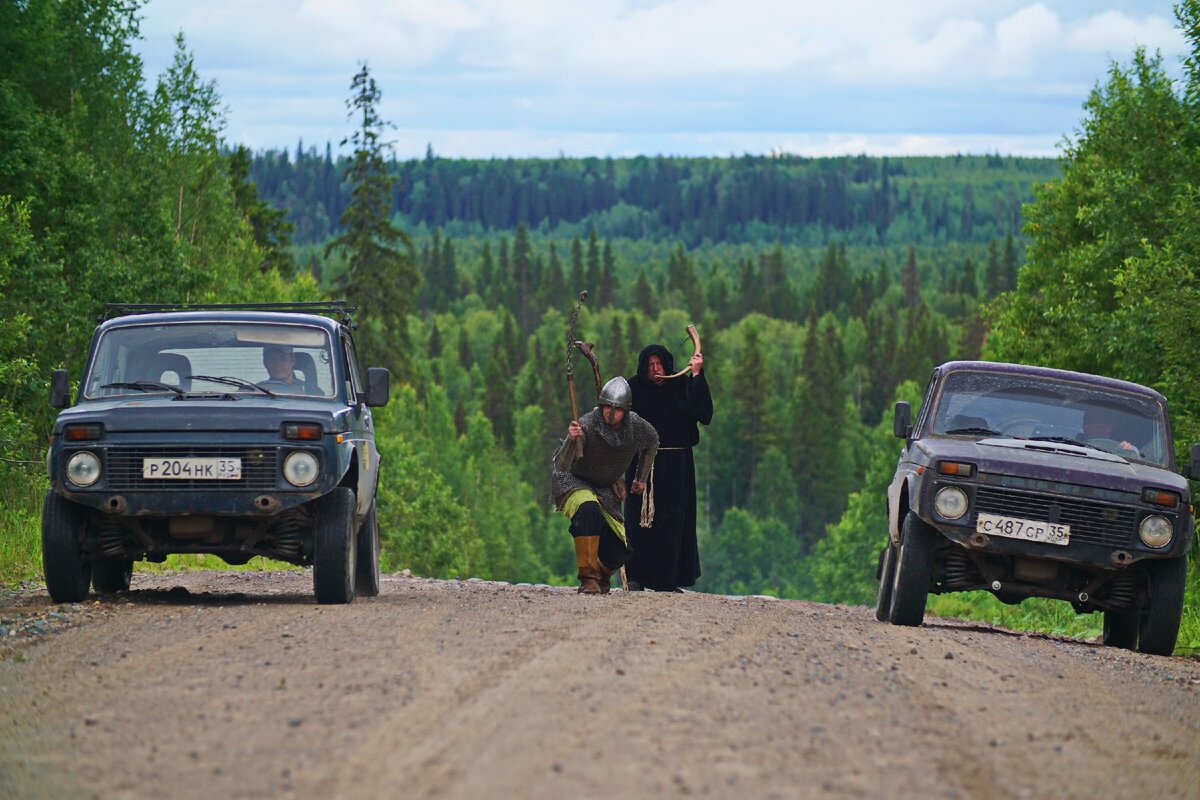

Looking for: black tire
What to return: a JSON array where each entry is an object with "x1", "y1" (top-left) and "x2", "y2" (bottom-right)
[
  {"x1": 92, "y1": 558, "x2": 133, "y2": 594},
  {"x1": 888, "y1": 513, "x2": 937, "y2": 627},
  {"x1": 1137, "y1": 557, "x2": 1187, "y2": 656},
  {"x1": 355, "y1": 500, "x2": 381, "y2": 597},
  {"x1": 312, "y1": 487, "x2": 357, "y2": 604},
  {"x1": 1102, "y1": 610, "x2": 1139, "y2": 650},
  {"x1": 875, "y1": 543, "x2": 897, "y2": 622},
  {"x1": 41, "y1": 491, "x2": 91, "y2": 603}
]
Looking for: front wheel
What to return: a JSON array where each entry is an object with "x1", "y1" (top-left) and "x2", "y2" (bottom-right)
[
  {"x1": 92, "y1": 558, "x2": 133, "y2": 594},
  {"x1": 888, "y1": 513, "x2": 936, "y2": 627},
  {"x1": 312, "y1": 488, "x2": 357, "y2": 604},
  {"x1": 1102, "y1": 610, "x2": 1139, "y2": 650},
  {"x1": 355, "y1": 501, "x2": 381, "y2": 597},
  {"x1": 42, "y1": 491, "x2": 91, "y2": 602},
  {"x1": 875, "y1": 543, "x2": 897, "y2": 622},
  {"x1": 1137, "y1": 557, "x2": 1187, "y2": 656}
]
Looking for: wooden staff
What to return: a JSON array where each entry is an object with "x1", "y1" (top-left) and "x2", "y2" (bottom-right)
[{"x1": 553, "y1": 292, "x2": 588, "y2": 471}]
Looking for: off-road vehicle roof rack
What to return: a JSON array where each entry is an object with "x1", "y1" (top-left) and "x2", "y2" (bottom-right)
[{"x1": 102, "y1": 301, "x2": 357, "y2": 327}]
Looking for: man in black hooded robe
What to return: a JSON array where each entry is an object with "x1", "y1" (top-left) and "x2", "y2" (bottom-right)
[{"x1": 622, "y1": 343, "x2": 713, "y2": 591}]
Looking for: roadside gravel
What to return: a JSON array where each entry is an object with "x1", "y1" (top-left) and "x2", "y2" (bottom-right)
[{"x1": 1, "y1": 571, "x2": 1198, "y2": 800}]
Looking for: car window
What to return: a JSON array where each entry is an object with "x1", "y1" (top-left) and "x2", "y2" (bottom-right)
[
  {"x1": 84, "y1": 322, "x2": 336, "y2": 399},
  {"x1": 341, "y1": 334, "x2": 364, "y2": 401},
  {"x1": 929, "y1": 370, "x2": 1170, "y2": 466}
]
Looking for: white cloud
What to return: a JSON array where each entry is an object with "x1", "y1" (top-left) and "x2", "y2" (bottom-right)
[
  {"x1": 990, "y1": 4, "x2": 1063, "y2": 78},
  {"x1": 1067, "y1": 10, "x2": 1182, "y2": 55},
  {"x1": 134, "y1": 0, "x2": 1186, "y2": 153}
]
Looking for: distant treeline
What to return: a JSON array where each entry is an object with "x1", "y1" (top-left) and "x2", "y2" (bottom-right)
[{"x1": 250, "y1": 149, "x2": 1059, "y2": 246}]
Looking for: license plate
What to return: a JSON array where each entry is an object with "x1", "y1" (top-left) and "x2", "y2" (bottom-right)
[
  {"x1": 142, "y1": 457, "x2": 242, "y2": 480},
  {"x1": 976, "y1": 513, "x2": 1069, "y2": 545}
]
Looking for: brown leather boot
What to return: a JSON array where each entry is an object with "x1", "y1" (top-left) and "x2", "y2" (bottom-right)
[
  {"x1": 574, "y1": 536, "x2": 602, "y2": 594},
  {"x1": 596, "y1": 564, "x2": 615, "y2": 594}
]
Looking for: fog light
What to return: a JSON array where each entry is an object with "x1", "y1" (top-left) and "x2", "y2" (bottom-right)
[
  {"x1": 1138, "y1": 515, "x2": 1173, "y2": 548},
  {"x1": 934, "y1": 486, "x2": 969, "y2": 520},
  {"x1": 66, "y1": 451, "x2": 101, "y2": 487},
  {"x1": 283, "y1": 451, "x2": 319, "y2": 487}
]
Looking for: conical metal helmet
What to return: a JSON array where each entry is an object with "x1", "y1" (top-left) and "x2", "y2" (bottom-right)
[{"x1": 599, "y1": 376, "x2": 632, "y2": 410}]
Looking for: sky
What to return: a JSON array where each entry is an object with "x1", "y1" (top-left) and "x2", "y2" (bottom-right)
[{"x1": 134, "y1": 1, "x2": 1189, "y2": 160}]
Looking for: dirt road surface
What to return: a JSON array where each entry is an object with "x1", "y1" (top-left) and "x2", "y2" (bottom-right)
[{"x1": 1, "y1": 571, "x2": 1198, "y2": 800}]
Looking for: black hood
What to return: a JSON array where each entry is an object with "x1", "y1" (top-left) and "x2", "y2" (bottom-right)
[{"x1": 635, "y1": 344, "x2": 674, "y2": 381}]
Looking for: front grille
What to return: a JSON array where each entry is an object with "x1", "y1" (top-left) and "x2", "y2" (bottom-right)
[
  {"x1": 973, "y1": 486, "x2": 1137, "y2": 548},
  {"x1": 105, "y1": 447, "x2": 279, "y2": 490}
]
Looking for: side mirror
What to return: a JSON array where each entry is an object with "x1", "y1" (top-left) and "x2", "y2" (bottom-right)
[
  {"x1": 893, "y1": 401, "x2": 912, "y2": 439},
  {"x1": 51, "y1": 370, "x2": 71, "y2": 408},
  {"x1": 1187, "y1": 443, "x2": 1200, "y2": 480},
  {"x1": 364, "y1": 367, "x2": 390, "y2": 407}
]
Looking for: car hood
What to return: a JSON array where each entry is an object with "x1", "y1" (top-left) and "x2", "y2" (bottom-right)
[
  {"x1": 913, "y1": 437, "x2": 1188, "y2": 494},
  {"x1": 54, "y1": 396, "x2": 346, "y2": 434}
]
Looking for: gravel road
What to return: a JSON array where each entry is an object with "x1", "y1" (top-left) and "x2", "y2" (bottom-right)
[{"x1": 1, "y1": 571, "x2": 1198, "y2": 800}]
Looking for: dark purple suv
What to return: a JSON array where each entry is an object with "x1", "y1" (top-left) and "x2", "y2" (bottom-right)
[{"x1": 879, "y1": 361, "x2": 1195, "y2": 656}]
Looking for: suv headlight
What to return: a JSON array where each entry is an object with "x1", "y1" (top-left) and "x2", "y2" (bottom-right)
[
  {"x1": 1138, "y1": 515, "x2": 1173, "y2": 548},
  {"x1": 934, "y1": 486, "x2": 969, "y2": 520},
  {"x1": 66, "y1": 451, "x2": 101, "y2": 487},
  {"x1": 283, "y1": 451, "x2": 319, "y2": 487}
]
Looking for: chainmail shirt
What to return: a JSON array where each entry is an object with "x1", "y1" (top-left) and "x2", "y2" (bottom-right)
[{"x1": 550, "y1": 406, "x2": 659, "y2": 522}]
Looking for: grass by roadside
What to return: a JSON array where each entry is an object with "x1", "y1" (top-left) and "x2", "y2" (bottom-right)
[{"x1": 0, "y1": 469, "x2": 45, "y2": 586}]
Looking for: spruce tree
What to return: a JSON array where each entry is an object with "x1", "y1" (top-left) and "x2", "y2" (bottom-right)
[
  {"x1": 227, "y1": 145, "x2": 295, "y2": 275},
  {"x1": 324, "y1": 63, "x2": 418, "y2": 371},
  {"x1": 901, "y1": 246, "x2": 920, "y2": 308}
]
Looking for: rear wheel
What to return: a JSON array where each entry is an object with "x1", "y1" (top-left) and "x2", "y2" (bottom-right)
[
  {"x1": 355, "y1": 501, "x2": 381, "y2": 597},
  {"x1": 41, "y1": 491, "x2": 91, "y2": 603},
  {"x1": 875, "y1": 543, "x2": 897, "y2": 622},
  {"x1": 92, "y1": 558, "x2": 133, "y2": 594},
  {"x1": 313, "y1": 488, "x2": 357, "y2": 604},
  {"x1": 1137, "y1": 557, "x2": 1187, "y2": 656},
  {"x1": 888, "y1": 513, "x2": 936, "y2": 627}
]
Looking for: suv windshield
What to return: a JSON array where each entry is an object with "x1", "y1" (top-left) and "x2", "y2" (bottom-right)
[
  {"x1": 930, "y1": 370, "x2": 1170, "y2": 467},
  {"x1": 84, "y1": 322, "x2": 336, "y2": 400}
]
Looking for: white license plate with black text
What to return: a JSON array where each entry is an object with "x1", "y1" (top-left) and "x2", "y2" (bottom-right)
[
  {"x1": 142, "y1": 457, "x2": 242, "y2": 480},
  {"x1": 976, "y1": 513, "x2": 1069, "y2": 545}
]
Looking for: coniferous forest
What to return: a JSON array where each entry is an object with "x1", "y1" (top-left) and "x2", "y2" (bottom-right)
[{"x1": 1, "y1": 0, "x2": 1197, "y2": 652}]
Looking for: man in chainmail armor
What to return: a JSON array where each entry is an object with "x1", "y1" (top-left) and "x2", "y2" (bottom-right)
[{"x1": 551, "y1": 376, "x2": 659, "y2": 594}]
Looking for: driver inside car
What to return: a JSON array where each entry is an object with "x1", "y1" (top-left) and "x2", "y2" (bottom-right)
[
  {"x1": 262, "y1": 345, "x2": 299, "y2": 386},
  {"x1": 1079, "y1": 407, "x2": 1139, "y2": 457}
]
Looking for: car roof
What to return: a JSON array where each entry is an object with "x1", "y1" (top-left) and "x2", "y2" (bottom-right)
[
  {"x1": 95, "y1": 310, "x2": 345, "y2": 336},
  {"x1": 935, "y1": 360, "x2": 1167, "y2": 404}
]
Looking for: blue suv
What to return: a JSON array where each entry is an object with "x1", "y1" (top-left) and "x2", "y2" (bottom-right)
[{"x1": 43, "y1": 303, "x2": 389, "y2": 604}]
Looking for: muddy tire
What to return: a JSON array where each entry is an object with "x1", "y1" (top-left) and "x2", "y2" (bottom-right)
[
  {"x1": 355, "y1": 500, "x2": 381, "y2": 597},
  {"x1": 92, "y1": 558, "x2": 133, "y2": 594},
  {"x1": 41, "y1": 491, "x2": 91, "y2": 603},
  {"x1": 1102, "y1": 610, "x2": 1139, "y2": 650},
  {"x1": 875, "y1": 543, "x2": 896, "y2": 622},
  {"x1": 1136, "y1": 557, "x2": 1187, "y2": 656},
  {"x1": 313, "y1": 488, "x2": 357, "y2": 604},
  {"x1": 888, "y1": 513, "x2": 936, "y2": 627}
]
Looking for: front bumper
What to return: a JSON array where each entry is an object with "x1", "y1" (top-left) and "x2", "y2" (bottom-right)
[
  {"x1": 50, "y1": 435, "x2": 342, "y2": 518},
  {"x1": 918, "y1": 476, "x2": 1192, "y2": 568}
]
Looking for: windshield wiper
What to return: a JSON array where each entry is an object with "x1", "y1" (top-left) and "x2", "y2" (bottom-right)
[
  {"x1": 186, "y1": 375, "x2": 275, "y2": 397},
  {"x1": 945, "y1": 426, "x2": 1002, "y2": 437},
  {"x1": 1027, "y1": 435, "x2": 1088, "y2": 448},
  {"x1": 101, "y1": 380, "x2": 184, "y2": 397}
]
